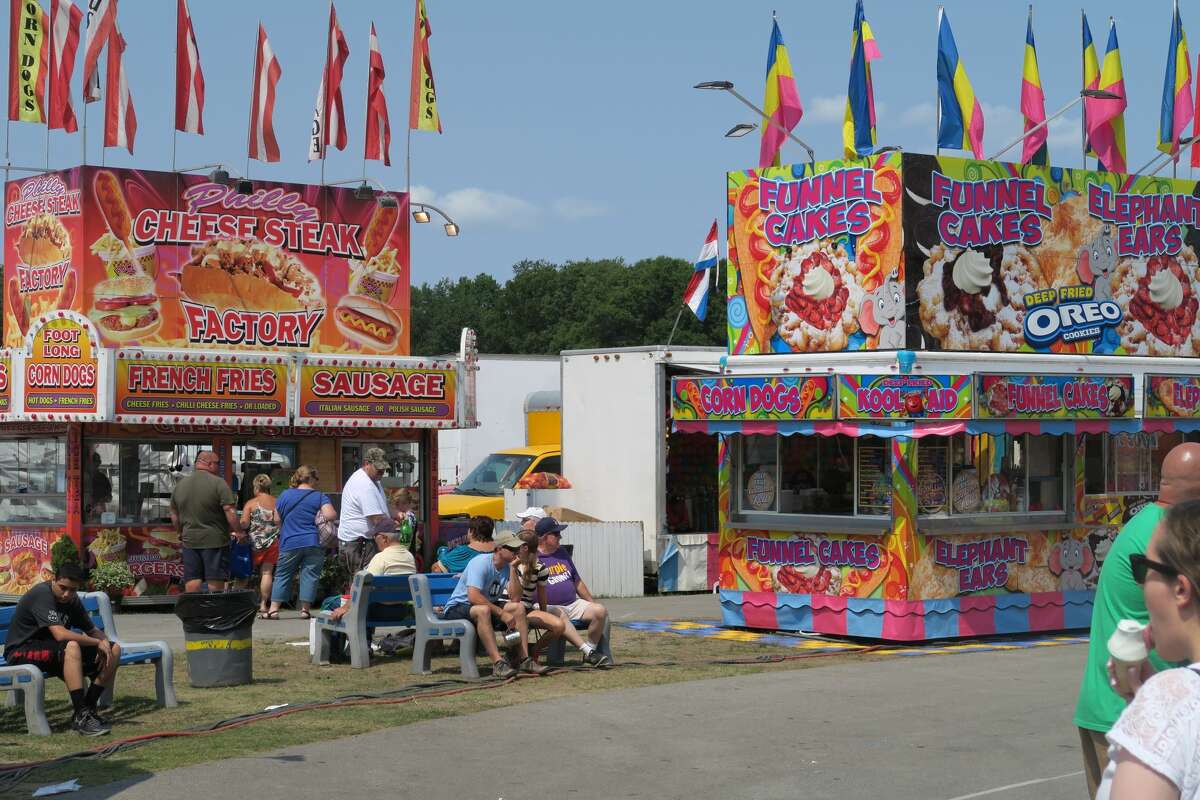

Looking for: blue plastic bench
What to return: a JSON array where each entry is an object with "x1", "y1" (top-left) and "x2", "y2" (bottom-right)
[
  {"x1": 545, "y1": 615, "x2": 613, "y2": 667},
  {"x1": 312, "y1": 571, "x2": 415, "y2": 668},
  {"x1": 1, "y1": 592, "x2": 177, "y2": 736},
  {"x1": 409, "y1": 573, "x2": 480, "y2": 679}
]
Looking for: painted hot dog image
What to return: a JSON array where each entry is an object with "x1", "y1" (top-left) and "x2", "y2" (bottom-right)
[
  {"x1": 93, "y1": 169, "x2": 134, "y2": 243},
  {"x1": 333, "y1": 294, "x2": 403, "y2": 351},
  {"x1": 178, "y1": 238, "x2": 323, "y2": 312},
  {"x1": 363, "y1": 202, "x2": 399, "y2": 259}
]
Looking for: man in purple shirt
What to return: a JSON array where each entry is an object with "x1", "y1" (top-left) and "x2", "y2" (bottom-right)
[{"x1": 536, "y1": 516, "x2": 610, "y2": 667}]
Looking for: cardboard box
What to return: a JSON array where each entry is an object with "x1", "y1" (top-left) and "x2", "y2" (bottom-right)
[{"x1": 543, "y1": 505, "x2": 600, "y2": 523}]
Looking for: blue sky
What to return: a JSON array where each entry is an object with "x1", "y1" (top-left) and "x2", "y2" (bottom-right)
[{"x1": 4, "y1": 0, "x2": 1198, "y2": 285}]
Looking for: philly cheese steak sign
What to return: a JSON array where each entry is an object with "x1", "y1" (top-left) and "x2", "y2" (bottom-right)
[{"x1": 295, "y1": 355, "x2": 457, "y2": 428}]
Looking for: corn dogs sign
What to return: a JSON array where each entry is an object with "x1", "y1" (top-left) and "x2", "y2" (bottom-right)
[
  {"x1": 4, "y1": 167, "x2": 410, "y2": 355},
  {"x1": 295, "y1": 355, "x2": 457, "y2": 428},
  {"x1": 114, "y1": 349, "x2": 290, "y2": 426},
  {"x1": 19, "y1": 312, "x2": 105, "y2": 420}
]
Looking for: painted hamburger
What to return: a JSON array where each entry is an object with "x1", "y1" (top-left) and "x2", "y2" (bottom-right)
[
  {"x1": 90, "y1": 275, "x2": 162, "y2": 342},
  {"x1": 334, "y1": 294, "x2": 403, "y2": 351}
]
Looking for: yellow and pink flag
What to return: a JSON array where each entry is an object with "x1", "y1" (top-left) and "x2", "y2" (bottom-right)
[
  {"x1": 1019, "y1": 8, "x2": 1047, "y2": 165},
  {"x1": 935, "y1": 9, "x2": 984, "y2": 159},
  {"x1": 1157, "y1": 0, "x2": 1193, "y2": 155},
  {"x1": 759, "y1": 17, "x2": 803, "y2": 168},
  {"x1": 1083, "y1": 14, "x2": 1127, "y2": 172}
]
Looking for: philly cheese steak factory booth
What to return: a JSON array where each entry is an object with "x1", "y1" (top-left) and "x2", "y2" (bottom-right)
[
  {"x1": 671, "y1": 152, "x2": 1200, "y2": 641},
  {"x1": 0, "y1": 166, "x2": 478, "y2": 602}
]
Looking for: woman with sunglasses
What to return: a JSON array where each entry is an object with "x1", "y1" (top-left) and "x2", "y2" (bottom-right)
[{"x1": 1098, "y1": 498, "x2": 1200, "y2": 800}]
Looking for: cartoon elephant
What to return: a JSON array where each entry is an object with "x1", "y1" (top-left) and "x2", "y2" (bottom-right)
[
  {"x1": 1049, "y1": 537, "x2": 1096, "y2": 591},
  {"x1": 859, "y1": 270, "x2": 906, "y2": 349},
  {"x1": 1077, "y1": 225, "x2": 1117, "y2": 302}
]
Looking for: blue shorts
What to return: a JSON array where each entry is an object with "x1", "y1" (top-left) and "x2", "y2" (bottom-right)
[{"x1": 182, "y1": 545, "x2": 230, "y2": 583}]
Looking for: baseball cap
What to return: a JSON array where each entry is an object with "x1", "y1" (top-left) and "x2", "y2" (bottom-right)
[
  {"x1": 516, "y1": 506, "x2": 547, "y2": 521},
  {"x1": 494, "y1": 530, "x2": 524, "y2": 550},
  {"x1": 364, "y1": 447, "x2": 390, "y2": 471},
  {"x1": 534, "y1": 516, "x2": 567, "y2": 537}
]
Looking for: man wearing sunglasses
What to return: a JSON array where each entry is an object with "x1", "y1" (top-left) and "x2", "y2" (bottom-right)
[
  {"x1": 3, "y1": 563, "x2": 121, "y2": 736},
  {"x1": 1074, "y1": 441, "x2": 1200, "y2": 798}
]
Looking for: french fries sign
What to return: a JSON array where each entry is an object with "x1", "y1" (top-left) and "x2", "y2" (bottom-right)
[
  {"x1": 295, "y1": 355, "x2": 458, "y2": 428},
  {"x1": 114, "y1": 349, "x2": 291, "y2": 426}
]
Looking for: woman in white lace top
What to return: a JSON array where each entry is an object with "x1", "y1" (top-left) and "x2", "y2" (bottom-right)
[{"x1": 1099, "y1": 499, "x2": 1200, "y2": 800}]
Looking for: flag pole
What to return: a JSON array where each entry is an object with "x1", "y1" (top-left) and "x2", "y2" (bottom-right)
[
  {"x1": 1081, "y1": 9, "x2": 1086, "y2": 168},
  {"x1": 362, "y1": 22, "x2": 370, "y2": 181},
  {"x1": 319, "y1": 0, "x2": 332, "y2": 186},
  {"x1": 935, "y1": 7, "x2": 942, "y2": 156},
  {"x1": 665, "y1": 306, "x2": 685, "y2": 348},
  {"x1": 171, "y1": 0, "x2": 179, "y2": 172}
]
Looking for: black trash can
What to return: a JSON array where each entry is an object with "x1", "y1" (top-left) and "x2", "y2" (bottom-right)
[{"x1": 174, "y1": 591, "x2": 257, "y2": 687}]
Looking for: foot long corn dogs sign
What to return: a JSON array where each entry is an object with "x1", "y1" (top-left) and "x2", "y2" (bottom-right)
[{"x1": 4, "y1": 167, "x2": 410, "y2": 355}]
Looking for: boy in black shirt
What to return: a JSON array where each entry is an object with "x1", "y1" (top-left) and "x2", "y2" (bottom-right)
[{"x1": 4, "y1": 563, "x2": 121, "y2": 735}]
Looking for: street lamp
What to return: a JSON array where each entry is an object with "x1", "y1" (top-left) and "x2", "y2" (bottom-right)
[
  {"x1": 694, "y1": 80, "x2": 816, "y2": 165},
  {"x1": 987, "y1": 89, "x2": 1121, "y2": 161},
  {"x1": 1133, "y1": 134, "x2": 1200, "y2": 176},
  {"x1": 724, "y1": 123, "x2": 757, "y2": 138},
  {"x1": 412, "y1": 208, "x2": 431, "y2": 223}
]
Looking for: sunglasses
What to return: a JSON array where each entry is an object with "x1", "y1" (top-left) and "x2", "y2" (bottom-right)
[{"x1": 1130, "y1": 553, "x2": 1180, "y2": 584}]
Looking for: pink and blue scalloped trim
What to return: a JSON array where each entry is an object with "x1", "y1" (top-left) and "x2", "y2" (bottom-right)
[
  {"x1": 674, "y1": 419, "x2": 1200, "y2": 437},
  {"x1": 719, "y1": 589, "x2": 1094, "y2": 641}
]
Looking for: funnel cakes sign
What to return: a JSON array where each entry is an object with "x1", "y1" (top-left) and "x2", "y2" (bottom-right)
[{"x1": 905, "y1": 154, "x2": 1200, "y2": 357}]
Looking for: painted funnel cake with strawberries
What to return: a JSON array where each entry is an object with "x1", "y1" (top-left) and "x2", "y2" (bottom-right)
[
  {"x1": 1112, "y1": 249, "x2": 1200, "y2": 356},
  {"x1": 768, "y1": 240, "x2": 863, "y2": 352}
]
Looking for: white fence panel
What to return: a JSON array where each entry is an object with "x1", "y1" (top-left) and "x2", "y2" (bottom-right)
[{"x1": 497, "y1": 521, "x2": 644, "y2": 598}]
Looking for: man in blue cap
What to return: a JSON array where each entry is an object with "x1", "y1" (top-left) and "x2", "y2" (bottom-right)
[{"x1": 536, "y1": 515, "x2": 610, "y2": 667}]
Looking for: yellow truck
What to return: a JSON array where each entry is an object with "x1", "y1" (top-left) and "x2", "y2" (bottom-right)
[{"x1": 438, "y1": 391, "x2": 561, "y2": 521}]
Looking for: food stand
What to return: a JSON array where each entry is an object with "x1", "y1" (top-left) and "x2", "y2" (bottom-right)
[
  {"x1": 671, "y1": 152, "x2": 1200, "y2": 640},
  {"x1": 0, "y1": 166, "x2": 478, "y2": 601}
]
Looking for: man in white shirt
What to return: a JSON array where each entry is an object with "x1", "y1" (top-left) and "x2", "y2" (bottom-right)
[{"x1": 338, "y1": 448, "x2": 395, "y2": 580}]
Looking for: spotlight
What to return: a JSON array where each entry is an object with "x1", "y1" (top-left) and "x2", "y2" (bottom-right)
[
  {"x1": 724, "y1": 123, "x2": 756, "y2": 138},
  {"x1": 236, "y1": 179, "x2": 254, "y2": 195},
  {"x1": 412, "y1": 208, "x2": 431, "y2": 223},
  {"x1": 354, "y1": 182, "x2": 376, "y2": 201},
  {"x1": 444, "y1": 222, "x2": 459, "y2": 237},
  {"x1": 209, "y1": 169, "x2": 231, "y2": 185},
  {"x1": 379, "y1": 194, "x2": 398, "y2": 209}
]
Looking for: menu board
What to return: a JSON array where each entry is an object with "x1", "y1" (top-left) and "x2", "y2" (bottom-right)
[
  {"x1": 114, "y1": 349, "x2": 290, "y2": 426},
  {"x1": 975, "y1": 374, "x2": 1135, "y2": 419},
  {"x1": 671, "y1": 375, "x2": 833, "y2": 421},
  {"x1": 917, "y1": 441, "x2": 948, "y2": 514},
  {"x1": 294, "y1": 354, "x2": 458, "y2": 428},
  {"x1": 1145, "y1": 375, "x2": 1200, "y2": 417},
  {"x1": 856, "y1": 442, "x2": 891, "y2": 514},
  {"x1": 837, "y1": 374, "x2": 972, "y2": 419}
]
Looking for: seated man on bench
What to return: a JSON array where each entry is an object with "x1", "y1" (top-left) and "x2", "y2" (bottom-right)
[
  {"x1": 439, "y1": 530, "x2": 547, "y2": 678},
  {"x1": 4, "y1": 563, "x2": 121, "y2": 736},
  {"x1": 537, "y1": 516, "x2": 611, "y2": 666}
]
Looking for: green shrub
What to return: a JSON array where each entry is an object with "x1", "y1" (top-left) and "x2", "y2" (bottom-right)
[
  {"x1": 90, "y1": 560, "x2": 135, "y2": 594},
  {"x1": 49, "y1": 534, "x2": 81, "y2": 575}
]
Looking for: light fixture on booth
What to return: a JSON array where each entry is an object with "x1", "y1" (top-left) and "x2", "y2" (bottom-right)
[
  {"x1": 694, "y1": 80, "x2": 815, "y2": 165},
  {"x1": 209, "y1": 169, "x2": 231, "y2": 186},
  {"x1": 412, "y1": 207, "x2": 431, "y2": 223},
  {"x1": 236, "y1": 179, "x2": 254, "y2": 195},
  {"x1": 354, "y1": 182, "x2": 376, "y2": 201},
  {"x1": 379, "y1": 194, "x2": 398, "y2": 209},
  {"x1": 444, "y1": 222, "x2": 459, "y2": 237},
  {"x1": 724, "y1": 123, "x2": 756, "y2": 138}
]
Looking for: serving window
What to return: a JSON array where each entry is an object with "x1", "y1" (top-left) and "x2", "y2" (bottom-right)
[
  {"x1": 85, "y1": 440, "x2": 213, "y2": 526},
  {"x1": 916, "y1": 433, "x2": 1066, "y2": 517},
  {"x1": 1082, "y1": 431, "x2": 1200, "y2": 496},
  {"x1": 0, "y1": 435, "x2": 67, "y2": 525},
  {"x1": 734, "y1": 434, "x2": 888, "y2": 519}
]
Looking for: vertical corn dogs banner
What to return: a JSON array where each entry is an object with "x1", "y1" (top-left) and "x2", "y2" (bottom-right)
[{"x1": 4, "y1": 167, "x2": 411, "y2": 354}]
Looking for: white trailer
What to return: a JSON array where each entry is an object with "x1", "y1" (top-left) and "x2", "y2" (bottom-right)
[
  {"x1": 560, "y1": 346, "x2": 723, "y2": 582},
  {"x1": 437, "y1": 354, "x2": 559, "y2": 486}
]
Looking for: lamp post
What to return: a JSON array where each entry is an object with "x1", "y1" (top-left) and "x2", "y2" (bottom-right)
[
  {"x1": 1132, "y1": 134, "x2": 1200, "y2": 177},
  {"x1": 987, "y1": 89, "x2": 1121, "y2": 161},
  {"x1": 724, "y1": 123, "x2": 757, "y2": 138},
  {"x1": 328, "y1": 176, "x2": 460, "y2": 237},
  {"x1": 694, "y1": 81, "x2": 815, "y2": 166}
]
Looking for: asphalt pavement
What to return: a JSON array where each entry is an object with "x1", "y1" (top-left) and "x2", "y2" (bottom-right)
[{"x1": 72, "y1": 632, "x2": 1091, "y2": 800}]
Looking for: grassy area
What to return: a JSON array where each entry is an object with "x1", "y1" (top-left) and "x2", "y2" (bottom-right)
[{"x1": 0, "y1": 627, "x2": 879, "y2": 794}]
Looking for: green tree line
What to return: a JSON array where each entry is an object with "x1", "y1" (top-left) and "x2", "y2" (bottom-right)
[{"x1": 411, "y1": 256, "x2": 728, "y2": 355}]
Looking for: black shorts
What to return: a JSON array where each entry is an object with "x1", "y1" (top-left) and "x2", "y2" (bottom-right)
[
  {"x1": 6, "y1": 639, "x2": 101, "y2": 680},
  {"x1": 182, "y1": 545, "x2": 230, "y2": 583},
  {"x1": 440, "y1": 603, "x2": 472, "y2": 621}
]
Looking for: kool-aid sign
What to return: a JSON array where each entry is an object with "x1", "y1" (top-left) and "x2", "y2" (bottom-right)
[
  {"x1": 671, "y1": 375, "x2": 834, "y2": 422},
  {"x1": 836, "y1": 374, "x2": 973, "y2": 419}
]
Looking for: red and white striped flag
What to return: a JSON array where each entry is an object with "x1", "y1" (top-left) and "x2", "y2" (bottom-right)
[
  {"x1": 364, "y1": 22, "x2": 391, "y2": 165},
  {"x1": 8, "y1": 0, "x2": 49, "y2": 123},
  {"x1": 175, "y1": 0, "x2": 204, "y2": 134},
  {"x1": 308, "y1": 2, "x2": 349, "y2": 162},
  {"x1": 81, "y1": 0, "x2": 114, "y2": 102},
  {"x1": 48, "y1": 0, "x2": 82, "y2": 131},
  {"x1": 103, "y1": 25, "x2": 134, "y2": 152},
  {"x1": 248, "y1": 23, "x2": 281, "y2": 163}
]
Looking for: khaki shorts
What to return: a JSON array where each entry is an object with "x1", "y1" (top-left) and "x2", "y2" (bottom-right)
[{"x1": 550, "y1": 597, "x2": 597, "y2": 621}]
